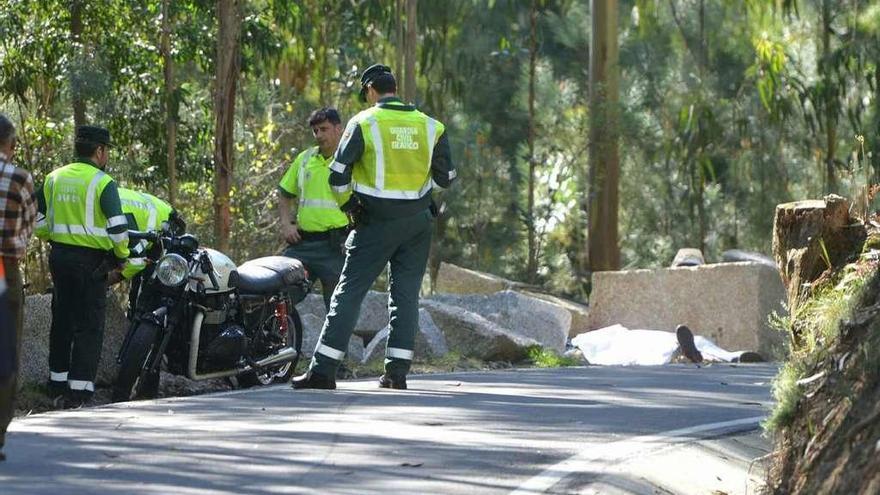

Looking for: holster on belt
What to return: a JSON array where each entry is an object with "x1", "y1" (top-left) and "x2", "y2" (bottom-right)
[
  {"x1": 341, "y1": 195, "x2": 366, "y2": 227},
  {"x1": 91, "y1": 251, "x2": 121, "y2": 281}
]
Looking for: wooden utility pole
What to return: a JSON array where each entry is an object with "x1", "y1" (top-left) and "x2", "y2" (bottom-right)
[
  {"x1": 70, "y1": 0, "x2": 86, "y2": 128},
  {"x1": 821, "y1": 0, "x2": 837, "y2": 193},
  {"x1": 587, "y1": 0, "x2": 621, "y2": 272},
  {"x1": 162, "y1": 0, "x2": 178, "y2": 206},
  {"x1": 213, "y1": 0, "x2": 241, "y2": 252},
  {"x1": 526, "y1": 0, "x2": 539, "y2": 282},
  {"x1": 404, "y1": 0, "x2": 418, "y2": 103}
]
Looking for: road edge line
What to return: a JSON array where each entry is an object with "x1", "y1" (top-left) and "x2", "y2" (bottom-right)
[{"x1": 510, "y1": 415, "x2": 765, "y2": 495}]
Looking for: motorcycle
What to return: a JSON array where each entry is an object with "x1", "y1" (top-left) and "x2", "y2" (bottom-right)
[{"x1": 113, "y1": 226, "x2": 308, "y2": 401}]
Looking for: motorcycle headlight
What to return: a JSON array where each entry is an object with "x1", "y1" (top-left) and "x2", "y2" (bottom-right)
[{"x1": 155, "y1": 253, "x2": 189, "y2": 286}]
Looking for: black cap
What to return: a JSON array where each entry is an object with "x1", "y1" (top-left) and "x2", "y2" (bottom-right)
[
  {"x1": 359, "y1": 64, "x2": 393, "y2": 102},
  {"x1": 75, "y1": 125, "x2": 113, "y2": 147}
]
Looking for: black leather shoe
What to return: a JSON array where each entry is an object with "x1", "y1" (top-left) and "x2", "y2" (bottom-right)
[
  {"x1": 378, "y1": 374, "x2": 407, "y2": 390},
  {"x1": 45, "y1": 380, "x2": 67, "y2": 399},
  {"x1": 63, "y1": 390, "x2": 94, "y2": 409},
  {"x1": 675, "y1": 325, "x2": 703, "y2": 364},
  {"x1": 0, "y1": 450, "x2": 6, "y2": 462},
  {"x1": 291, "y1": 371, "x2": 336, "y2": 390}
]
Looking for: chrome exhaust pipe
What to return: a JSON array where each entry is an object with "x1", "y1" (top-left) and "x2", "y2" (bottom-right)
[{"x1": 255, "y1": 346, "x2": 298, "y2": 368}]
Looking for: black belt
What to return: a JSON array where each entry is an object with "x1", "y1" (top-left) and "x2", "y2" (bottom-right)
[
  {"x1": 49, "y1": 241, "x2": 111, "y2": 260},
  {"x1": 298, "y1": 227, "x2": 349, "y2": 242}
]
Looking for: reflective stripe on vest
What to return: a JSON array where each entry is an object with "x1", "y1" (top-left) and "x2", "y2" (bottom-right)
[
  {"x1": 44, "y1": 163, "x2": 127, "y2": 250},
  {"x1": 297, "y1": 147, "x2": 318, "y2": 201},
  {"x1": 351, "y1": 107, "x2": 442, "y2": 200}
]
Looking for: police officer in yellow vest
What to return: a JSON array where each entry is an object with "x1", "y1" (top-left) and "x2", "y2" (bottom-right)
[
  {"x1": 114, "y1": 188, "x2": 180, "y2": 316},
  {"x1": 292, "y1": 64, "x2": 456, "y2": 390},
  {"x1": 278, "y1": 108, "x2": 350, "y2": 310},
  {"x1": 34, "y1": 125, "x2": 130, "y2": 405}
]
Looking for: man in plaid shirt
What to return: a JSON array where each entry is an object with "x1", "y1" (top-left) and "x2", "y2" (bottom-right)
[{"x1": 0, "y1": 114, "x2": 37, "y2": 462}]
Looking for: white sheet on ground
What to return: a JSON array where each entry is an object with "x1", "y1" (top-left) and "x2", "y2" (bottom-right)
[{"x1": 570, "y1": 324, "x2": 744, "y2": 365}]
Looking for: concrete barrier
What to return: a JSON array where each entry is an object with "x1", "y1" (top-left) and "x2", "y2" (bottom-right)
[{"x1": 589, "y1": 262, "x2": 787, "y2": 359}]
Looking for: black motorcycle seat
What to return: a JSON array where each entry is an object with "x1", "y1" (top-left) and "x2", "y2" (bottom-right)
[{"x1": 231, "y1": 256, "x2": 307, "y2": 294}]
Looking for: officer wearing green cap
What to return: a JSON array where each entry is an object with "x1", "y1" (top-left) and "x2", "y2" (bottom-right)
[
  {"x1": 292, "y1": 64, "x2": 456, "y2": 390},
  {"x1": 278, "y1": 107, "x2": 350, "y2": 310},
  {"x1": 34, "y1": 125, "x2": 130, "y2": 406}
]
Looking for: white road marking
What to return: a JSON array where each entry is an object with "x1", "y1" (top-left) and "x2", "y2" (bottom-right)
[{"x1": 510, "y1": 415, "x2": 765, "y2": 494}]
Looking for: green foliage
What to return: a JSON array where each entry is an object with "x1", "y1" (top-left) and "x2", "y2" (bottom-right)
[
  {"x1": 526, "y1": 345, "x2": 580, "y2": 368},
  {"x1": 2, "y1": 0, "x2": 880, "y2": 301},
  {"x1": 766, "y1": 262, "x2": 872, "y2": 431}
]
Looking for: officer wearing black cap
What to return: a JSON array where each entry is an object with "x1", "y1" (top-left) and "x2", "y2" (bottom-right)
[
  {"x1": 292, "y1": 64, "x2": 456, "y2": 390},
  {"x1": 34, "y1": 125, "x2": 130, "y2": 407}
]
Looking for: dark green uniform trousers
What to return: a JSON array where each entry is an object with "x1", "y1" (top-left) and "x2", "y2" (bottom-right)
[
  {"x1": 283, "y1": 237, "x2": 345, "y2": 311},
  {"x1": 0, "y1": 258, "x2": 23, "y2": 450},
  {"x1": 311, "y1": 209, "x2": 433, "y2": 378},
  {"x1": 48, "y1": 245, "x2": 109, "y2": 395}
]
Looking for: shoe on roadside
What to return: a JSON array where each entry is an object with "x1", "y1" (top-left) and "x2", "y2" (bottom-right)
[
  {"x1": 675, "y1": 325, "x2": 703, "y2": 364},
  {"x1": 0, "y1": 450, "x2": 6, "y2": 462},
  {"x1": 45, "y1": 380, "x2": 67, "y2": 399},
  {"x1": 732, "y1": 351, "x2": 765, "y2": 363},
  {"x1": 291, "y1": 370, "x2": 336, "y2": 390},
  {"x1": 63, "y1": 390, "x2": 94, "y2": 409},
  {"x1": 378, "y1": 374, "x2": 407, "y2": 390}
]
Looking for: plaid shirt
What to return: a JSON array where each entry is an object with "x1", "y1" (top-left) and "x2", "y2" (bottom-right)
[{"x1": 0, "y1": 152, "x2": 37, "y2": 260}]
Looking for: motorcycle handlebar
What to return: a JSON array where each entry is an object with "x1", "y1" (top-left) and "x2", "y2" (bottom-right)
[{"x1": 127, "y1": 230, "x2": 159, "y2": 243}]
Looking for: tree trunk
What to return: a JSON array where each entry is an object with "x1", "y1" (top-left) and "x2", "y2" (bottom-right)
[
  {"x1": 395, "y1": 0, "x2": 404, "y2": 79},
  {"x1": 162, "y1": 0, "x2": 178, "y2": 206},
  {"x1": 213, "y1": 0, "x2": 241, "y2": 252},
  {"x1": 821, "y1": 0, "x2": 837, "y2": 193},
  {"x1": 70, "y1": 0, "x2": 86, "y2": 128},
  {"x1": 404, "y1": 0, "x2": 418, "y2": 103},
  {"x1": 526, "y1": 0, "x2": 539, "y2": 283},
  {"x1": 772, "y1": 195, "x2": 864, "y2": 317},
  {"x1": 588, "y1": 0, "x2": 621, "y2": 272}
]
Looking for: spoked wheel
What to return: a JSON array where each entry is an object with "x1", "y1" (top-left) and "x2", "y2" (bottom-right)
[
  {"x1": 113, "y1": 321, "x2": 161, "y2": 401},
  {"x1": 237, "y1": 308, "x2": 303, "y2": 387}
]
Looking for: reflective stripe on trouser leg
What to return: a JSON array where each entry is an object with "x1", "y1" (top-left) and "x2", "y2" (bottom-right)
[
  {"x1": 68, "y1": 380, "x2": 95, "y2": 392},
  {"x1": 386, "y1": 347, "x2": 414, "y2": 360},
  {"x1": 309, "y1": 222, "x2": 397, "y2": 378},
  {"x1": 50, "y1": 371, "x2": 68, "y2": 382},
  {"x1": 385, "y1": 210, "x2": 433, "y2": 377},
  {"x1": 315, "y1": 343, "x2": 346, "y2": 361}
]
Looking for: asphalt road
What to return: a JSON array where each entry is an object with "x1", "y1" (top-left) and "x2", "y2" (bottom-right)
[{"x1": 0, "y1": 364, "x2": 777, "y2": 494}]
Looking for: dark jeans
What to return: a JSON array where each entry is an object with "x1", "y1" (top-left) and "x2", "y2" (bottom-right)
[
  {"x1": 0, "y1": 257, "x2": 24, "y2": 449},
  {"x1": 48, "y1": 246, "x2": 109, "y2": 391},
  {"x1": 283, "y1": 238, "x2": 346, "y2": 311}
]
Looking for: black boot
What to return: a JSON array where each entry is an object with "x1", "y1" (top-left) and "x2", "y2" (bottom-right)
[
  {"x1": 63, "y1": 390, "x2": 94, "y2": 409},
  {"x1": 291, "y1": 371, "x2": 336, "y2": 390},
  {"x1": 45, "y1": 380, "x2": 67, "y2": 399},
  {"x1": 675, "y1": 325, "x2": 703, "y2": 364},
  {"x1": 378, "y1": 374, "x2": 407, "y2": 390}
]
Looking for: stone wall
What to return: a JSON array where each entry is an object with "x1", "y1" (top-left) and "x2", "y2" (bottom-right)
[
  {"x1": 19, "y1": 290, "x2": 129, "y2": 389},
  {"x1": 589, "y1": 262, "x2": 787, "y2": 358}
]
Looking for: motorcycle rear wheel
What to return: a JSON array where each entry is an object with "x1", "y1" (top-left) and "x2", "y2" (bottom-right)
[
  {"x1": 237, "y1": 309, "x2": 303, "y2": 388},
  {"x1": 113, "y1": 321, "x2": 161, "y2": 401}
]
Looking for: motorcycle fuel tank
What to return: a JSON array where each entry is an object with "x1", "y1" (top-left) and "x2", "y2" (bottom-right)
[{"x1": 188, "y1": 248, "x2": 237, "y2": 293}]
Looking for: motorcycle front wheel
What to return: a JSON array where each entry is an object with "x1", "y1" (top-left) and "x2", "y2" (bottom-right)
[
  {"x1": 237, "y1": 309, "x2": 303, "y2": 388},
  {"x1": 113, "y1": 321, "x2": 161, "y2": 401}
]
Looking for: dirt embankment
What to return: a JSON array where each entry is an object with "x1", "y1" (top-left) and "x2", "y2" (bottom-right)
[
  {"x1": 767, "y1": 196, "x2": 880, "y2": 494},
  {"x1": 767, "y1": 271, "x2": 880, "y2": 494}
]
